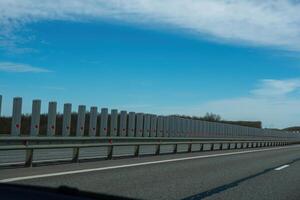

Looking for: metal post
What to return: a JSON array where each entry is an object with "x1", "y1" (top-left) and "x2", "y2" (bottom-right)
[
  {"x1": 72, "y1": 147, "x2": 80, "y2": 162},
  {"x1": 100, "y1": 108, "x2": 108, "y2": 136},
  {"x1": 134, "y1": 145, "x2": 140, "y2": 156},
  {"x1": 76, "y1": 105, "x2": 86, "y2": 136},
  {"x1": 25, "y1": 149, "x2": 33, "y2": 167},
  {"x1": 11, "y1": 97, "x2": 22, "y2": 136},
  {"x1": 210, "y1": 143, "x2": 214, "y2": 151},
  {"x1": 62, "y1": 103, "x2": 72, "y2": 136},
  {"x1": 173, "y1": 144, "x2": 178, "y2": 153},
  {"x1": 47, "y1": 102, "x2": 57, "y2": 136},
  {"x1": 89, "y1": 107, "x2": 98, "y2": 136},
  {"x1": 30, "y1": 100, "x2": 41, "y2": 136},
  {"x1": 188, "y1": 143, "x2": 192, "y2": 152},
  {"x1": 200, "y1": 143, "x2": 204, "y2": 151},
  {"x1": 155, "y1": 143, "x2": 160, "y2": 155},
  {"x1": 107, "y1": 145, "x2": 114, "y2": 159}
]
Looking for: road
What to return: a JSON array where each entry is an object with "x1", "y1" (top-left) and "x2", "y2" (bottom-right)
[{"x1": 0, "y1": 145, "x2": 300, "y2": 200}]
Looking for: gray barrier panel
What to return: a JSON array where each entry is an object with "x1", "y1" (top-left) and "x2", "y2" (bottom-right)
[
  {"x1": 119, "y1": 111, "x2": 127, "y2": 137},
  {"x1": 127, "y1": 112, "x2": 135, "y2": 137},
  {"x1": 100, "y1": 108, "x2": 108, "y2": 136},
  {"x1": 110, "y1": 109, "x2": 118, "y2": 136},
  {"x1": 0, "y1": 95, "x2": 2, "y2": 117},
  {"x1": 192, "y1": 120, "x2": 196, "y2": 137},
  {"x1": 150, "y1": 115, "x2": 157, "y2": 137},
  {"x1": 163, "y1": 116, "x2": 169, "y2": 137},
  {"x1": 62, "y1": 103, "x2": 72, "y2": 136},
  {"x1": 179, "y1": 118, "x2": 184, "y2": 137},
  {"x1": 30, "y1": 100, "x2": 41, "y2": 136},
  {"x1": 168, "y1": 116, "x2": 173, "y2": 137},
  {"x1": 89, "y1": 107, "x2": 98, "y2": 136},
  {"x1": 143, "y1": 114, "x2": 151, "y2": 137},
  {"x1": 176, "y1": 117, "x2": 181, "y2": 136},
  {"x1": 47, "y1": 102, "x2": 57, "y2": 136},
  {"x1": 171, "y1": 117, "x2": 175, "y2": 136},
  {"x1": 76, "y1": 105, "x2": 86, "y2": 136},
  {"x1": 135, "y1": 113, "x2": 144, "y2": 137},
  {"x1": 157, "y1": 116, "x2": 164, "y2": 137},
  {"x1": 184, "y1": 119, "x2": 188, "y2": 136},
  {"x1": 11, "y1": 97, "x2": 22, "y2": 136}
]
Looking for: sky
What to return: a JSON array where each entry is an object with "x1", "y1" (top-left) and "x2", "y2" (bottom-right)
[{"x1": 0, "y1": 0, "x2": 300, "y2": 128}]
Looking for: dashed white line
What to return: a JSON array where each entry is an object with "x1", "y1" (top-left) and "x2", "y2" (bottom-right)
[
  {"x1": 275, "y1": 165, "x2": 289, "y2": 171},
  {"x1": 0, "y1": 145, "x2": 299, "y2": 183}
]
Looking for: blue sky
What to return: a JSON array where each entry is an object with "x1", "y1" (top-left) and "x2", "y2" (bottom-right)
[{"x1": 1, "y1": 0, "x2": 300, "y2": 128}]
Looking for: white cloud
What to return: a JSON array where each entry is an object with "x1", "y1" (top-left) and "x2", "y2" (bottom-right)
[
  {"x1": 0, "y1": 62, "x2": 51, "y2": 73},
  {"x1": 251, "y1": 79, "x2": 300, "y2": 97},
  {"x1": 0, "y1": 0, "x2": 300, "y2": 51},
  {"x1": 148, "y1": 78, "x2": 300, "y2": 129}
]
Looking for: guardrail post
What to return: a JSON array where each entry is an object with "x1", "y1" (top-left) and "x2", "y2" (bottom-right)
[
  {"x1": 134, "y1": 145, "x2": 140, "y2": 157},
  {"x1": 30, "y1": 100, "x2": 41, "y2": 136},
  {"x1": 76, "y1": 105, "x2": 86, "y2": 136},
  {"x1": 188, "y1": 143, "x2": 192, "y2": 152},
  {"x1": 25, "y1": 149, "x2": 33, "y2": 167},
  {"x1": 89, "y1": 107, "x2": 98, "y2": 136},
  {"x1": 11, "y1": 97, "x2": 22, "y2": 136},
  {"x1": 234, "y1": 143, "x2": 238, "y2": 149},
  {"x1": 100, "y1": 108, "x2": 108, "y2": 136},
  {"x1": 220, "y1": 143, "x2": 223, "y2": 150},
  {"x1": 200, "y1": 143, "x2": 204, "y2": 151},
  {"x1": 47, "y1": 102, "x2": 57, "y2": 136},
  {"x1": 173, "y1": 144, "x2": 178, "y2": 153},
  {"x1": 62, "y1": 103, "x2": 72, "y2": 136},
  {"x1": 155, "y1": 143, "x2": 160, "y2": 155},
  {"x1": 227, "y1": 143, "x2": 231, "y2": 150},
  {"x1": 210, "y1": 143, "x2": 214, "y2": 151},
  {"x1": 107, "y1": 145, "x2": 114, "y2": 159},
  {"x1": 72, "y1": 147, "x2": 80, "y2": 162}
]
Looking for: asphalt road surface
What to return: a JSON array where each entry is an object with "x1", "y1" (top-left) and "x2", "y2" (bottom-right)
[{"x1": 0, "y1": 145, "x2": 300, "y2": 200}]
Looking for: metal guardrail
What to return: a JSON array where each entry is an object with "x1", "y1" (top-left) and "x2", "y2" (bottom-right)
[{"x1": 0, "y1": 137, "x2": 297, "y2": 167}]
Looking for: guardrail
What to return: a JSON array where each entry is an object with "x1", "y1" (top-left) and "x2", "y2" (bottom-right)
[{"x1": 0, "y1": 137, "x2": 297, "y2": 167}]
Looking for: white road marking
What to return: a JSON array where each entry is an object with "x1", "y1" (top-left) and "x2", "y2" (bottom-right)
[
  {"x1": 0, "y1": 145, "x2": 299, "y2": 183},
  {"x1": 275, "y1": 165, "x2": 290, "y2": 171}
]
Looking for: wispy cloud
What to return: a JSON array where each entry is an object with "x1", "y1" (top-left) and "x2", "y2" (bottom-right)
[
  {"x1": 0, "y1": 0, "x2": 300, "y2": 52},
  {"x1": 251, "y1": 79, "x2": 300, "y2": 97},
  {"x1": 153, "y1": 78, "x2": 300, "y2": 128},
  {"x1": 0, "y1": 62, "x2": 51, "y2": 73}
]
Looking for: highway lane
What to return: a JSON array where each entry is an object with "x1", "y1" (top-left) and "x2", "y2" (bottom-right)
[{"x1": 1, "y1": 145, "x2": 299, "y2": 200}]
